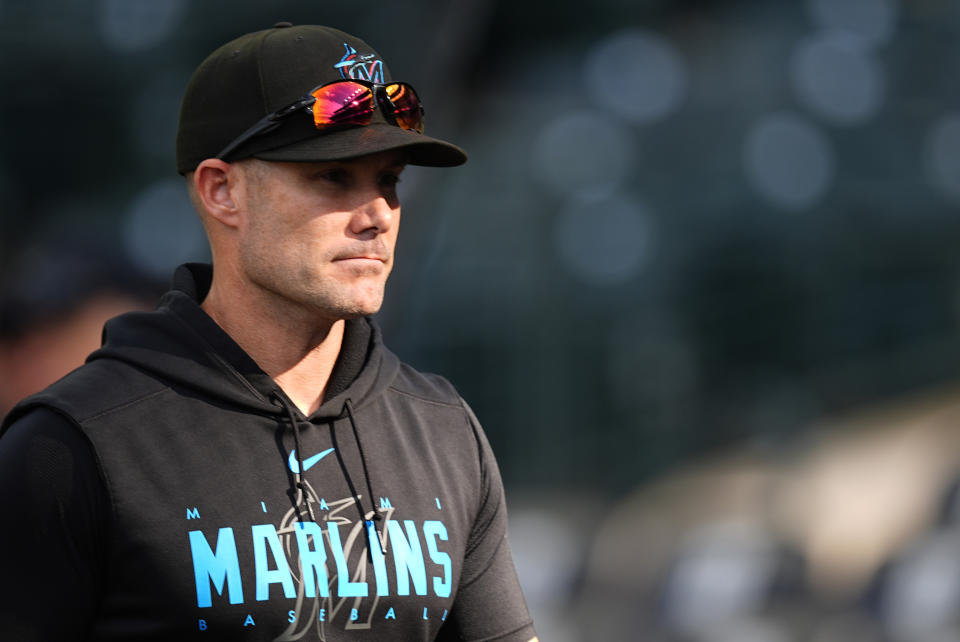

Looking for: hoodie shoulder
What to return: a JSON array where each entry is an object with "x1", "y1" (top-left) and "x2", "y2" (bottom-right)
[
  {"x1": 3, "y1": 358, "x2": 167, "y2": 431},
  {"x1": 388, "y1": 361, "x2": 464, "y2": 407}
]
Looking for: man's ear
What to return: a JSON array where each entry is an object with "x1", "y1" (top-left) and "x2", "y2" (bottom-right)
[{"x1": 193, "y1": 159, "x2": 244, "y2": 229}]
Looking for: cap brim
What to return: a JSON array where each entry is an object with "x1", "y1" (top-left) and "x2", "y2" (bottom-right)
[{"x1": 252, "y1": 123, "x2": 467, "y2": 167}]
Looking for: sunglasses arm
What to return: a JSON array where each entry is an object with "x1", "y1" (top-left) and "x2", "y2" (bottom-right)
[{"x1": 215, "y1": 96, "x2": 317, "y2": 161}]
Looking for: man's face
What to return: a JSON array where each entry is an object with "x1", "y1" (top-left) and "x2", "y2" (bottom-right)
[{"x1": 236, "y1": 150, "x2": 406, "y2": 322}]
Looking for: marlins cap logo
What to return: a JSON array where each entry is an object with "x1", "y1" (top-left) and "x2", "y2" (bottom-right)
[{"x1": 334, "y1": 43, "x2": 385, "y2": 83}]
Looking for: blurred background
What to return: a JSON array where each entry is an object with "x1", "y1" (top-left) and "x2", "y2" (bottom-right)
[{"x1": 5, "y1": 0, "x2": 960, "y2": 639}]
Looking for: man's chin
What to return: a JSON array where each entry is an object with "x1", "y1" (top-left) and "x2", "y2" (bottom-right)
[
  {"x1": 326, "y1": 294, "x2": 385, "y2": 321},
  {"x1": 337, "y1": 308, "x2": 378, "y2": 321}
]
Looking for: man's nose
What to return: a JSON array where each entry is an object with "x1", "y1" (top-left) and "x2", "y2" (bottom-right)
[{"x1": 352, "y1": 193, "x2": 396, "y2": 236}]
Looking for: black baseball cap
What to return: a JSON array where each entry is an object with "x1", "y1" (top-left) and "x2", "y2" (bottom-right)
[{"x1": 175, "y1": 23, "x2": 467, "y2": 175}]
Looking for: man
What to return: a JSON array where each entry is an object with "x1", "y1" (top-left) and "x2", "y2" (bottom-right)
[
  {"x1": 0, "y1": 242, "x2": 160, "y2": 414},
  {"x1": 0, "y1": 23, "x2": 538, "y2": 642}
]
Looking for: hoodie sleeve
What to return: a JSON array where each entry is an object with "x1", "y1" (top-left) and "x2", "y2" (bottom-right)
[
  {"x1": 0, "y1": 407, "x2": 110, "y2": 640},
  {"x1": 437, "y1": 400, "x2": 537, "y2": 642}
]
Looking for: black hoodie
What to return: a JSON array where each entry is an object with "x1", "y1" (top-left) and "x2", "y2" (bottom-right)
[{"x1": 0, "y1": 264, "x2": 535, "y2": 642}]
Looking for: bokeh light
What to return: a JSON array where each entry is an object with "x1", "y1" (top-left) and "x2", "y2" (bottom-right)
[
  {"x1": 743, "y1": 112, "x2": 835, "y2": 210},
  {"x1": 509, "y1": 510, "x2": 581, "y2": 605},
  {"x1": 790, "y1": 34, "x2": 885, "y2": 126},
  {"x1": 924, "y1": 113, "x2": 960, "y2": 204},
  {"x1": 531, "y1": 110, "x2": 636, "y2": 199},
  {"x1": 879, "y1": 530, "x2": 960, "y2": 640},
  {"x1": 553, "y1": 193, "x2": 655, "y2": 286},
  {"x1": 806, "y1": 0, "x2": 899, "y2": 48},
  {"x1": 661, "y1": 521, "x2": 782, "y2": 635},
  {"x1": 583, "y1": 28, "x2": 688, "y2": 124},
  {"x1": 99, "y1": 0, "x2": 186, "y2": 52}
]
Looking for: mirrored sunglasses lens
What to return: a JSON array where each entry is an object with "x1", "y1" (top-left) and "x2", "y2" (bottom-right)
[
  {"x1": 311, "y1": 83, "x2": 375, "y2": 129},
  {"x1": 385, "y1": 83, "x2": 423, "y2": 133}
]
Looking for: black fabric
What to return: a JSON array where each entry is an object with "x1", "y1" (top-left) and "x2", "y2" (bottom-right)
[
  {"x1": 175, "y1": 24, "x2": 466, "y2": 174},
  {"x1": 172, "y1": 262, "x2": 212, "y2": 300},
  {"x1": 0, "y1": 407, "x2": 109, "y2": 640},
  {"x1": 0, "y1": 263, "x2": 535, "y2": 641},
  {"x1": 249, "y1": 121, "x2": 468, "y2": 169},
  {"x1": 326, "y1": 319, "x2": 371, "y2": 401}
]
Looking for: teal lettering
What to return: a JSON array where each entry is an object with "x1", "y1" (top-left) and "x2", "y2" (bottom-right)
[
  {"x1": 288, "y1": 610, "x2": 296, "y2": 623},
  {"x1": 319, "y1": 498, "x2": 329, "y2": 511},
  {"x1": 435, "y1": 497, "x2": 442, "y2": 510},
  {"x1": 244, "y1": 614, "x2": 255, "y2": 627},
  {"x1": 187, "y1": 507, "x2": 200, "y2": 520},
  {"x1": 189, "y1": 528, "x2": 244, "y2": 607},
  {"x1": 252, "y1": 524, "x2": 296, "y2": 601},
  {"x1": 385, "y1": 607, "x2": 396, "y2": 620},
  {"x1": 198, "y1": 619, "x2": 207, "y2": 631},
  {"x1": 351, "y1": 608, "x2": 359, "y2": 621},
  {"x1": 261, "y1": 501, "x2": 267, "y2": 513},
  {"x1": 387, "y1": 520, "x2": 428, "y2": 596},
  {"x1": 442, "y1": 609, "x2": 448, "y2": 621},
  {"x1": 379, "y1": 496, "x2": 392, "y2": 509},
  {"x1": 366, "y1": 521, "x2": 390, "y2": 596},
  {"x1": 294, "y1": 522, "x2": 329, "y2": 598},
  {"x1": 423, "y1": 607, "x2": 429, "y2": 620},
  {"x1": 318, "y1": 609, "x2": 326, "y2": 622},
  {"x1": 327, "y1": 522, "x2": 368, "y2": 597},
  {"x1": 424, "y1": 521, "x2": 452, "y2": 597}
]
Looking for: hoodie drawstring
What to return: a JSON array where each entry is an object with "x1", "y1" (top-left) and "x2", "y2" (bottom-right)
[
  {"x1": 273, "y1": 393, "x2": 316, "y2": 523},
  {"x1": 344, "y1": 398, "x2": 386, "y2": 558},
  {"x1": 272, "y1": 393, "x2": 383, "y2": 560}
]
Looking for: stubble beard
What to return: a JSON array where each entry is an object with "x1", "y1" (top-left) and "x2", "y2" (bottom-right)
[
  {"x1": 236, "y1": 164, "x2": 391, "y2": 325},
  {"x1": 239, "y1": 243, "x2": 387, "y2": 325}
]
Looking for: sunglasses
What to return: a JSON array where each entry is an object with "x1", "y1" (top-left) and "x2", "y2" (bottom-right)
[{"x1": 216, "y1": 79, "x2": 425, "y2": 160}]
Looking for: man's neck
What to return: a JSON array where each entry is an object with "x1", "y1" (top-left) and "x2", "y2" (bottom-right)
[{"x1": 201, "y1": 276, "x2": 344, "y2": 416}]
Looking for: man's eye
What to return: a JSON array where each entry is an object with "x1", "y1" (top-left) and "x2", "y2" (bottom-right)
[
  {"x1": 380, "y1": 174, "x2": 401, "y2": 188},
  {"x1": 318, "y1": 169, "x2": 348, "y2": 184}
]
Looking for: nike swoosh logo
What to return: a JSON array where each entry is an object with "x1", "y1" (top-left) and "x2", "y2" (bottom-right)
[{"x1": 288, "y1": 447, "x2": 335, "y2": 474}]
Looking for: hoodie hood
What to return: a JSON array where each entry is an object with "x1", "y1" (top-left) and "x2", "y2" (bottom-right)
[{"x1": 89, "y1": 263, "x2": 401, "y2": 421}]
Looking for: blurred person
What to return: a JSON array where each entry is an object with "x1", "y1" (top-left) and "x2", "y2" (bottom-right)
[
  {"x1": 0, "y1": 244, "x2": 159, "y2": 414},
  {"x1": 0, "y1": 294, "x2": 144, "y2": 412},
  {"x1": 0, "y1": 23, "x2": 537, "y2": 642}
]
